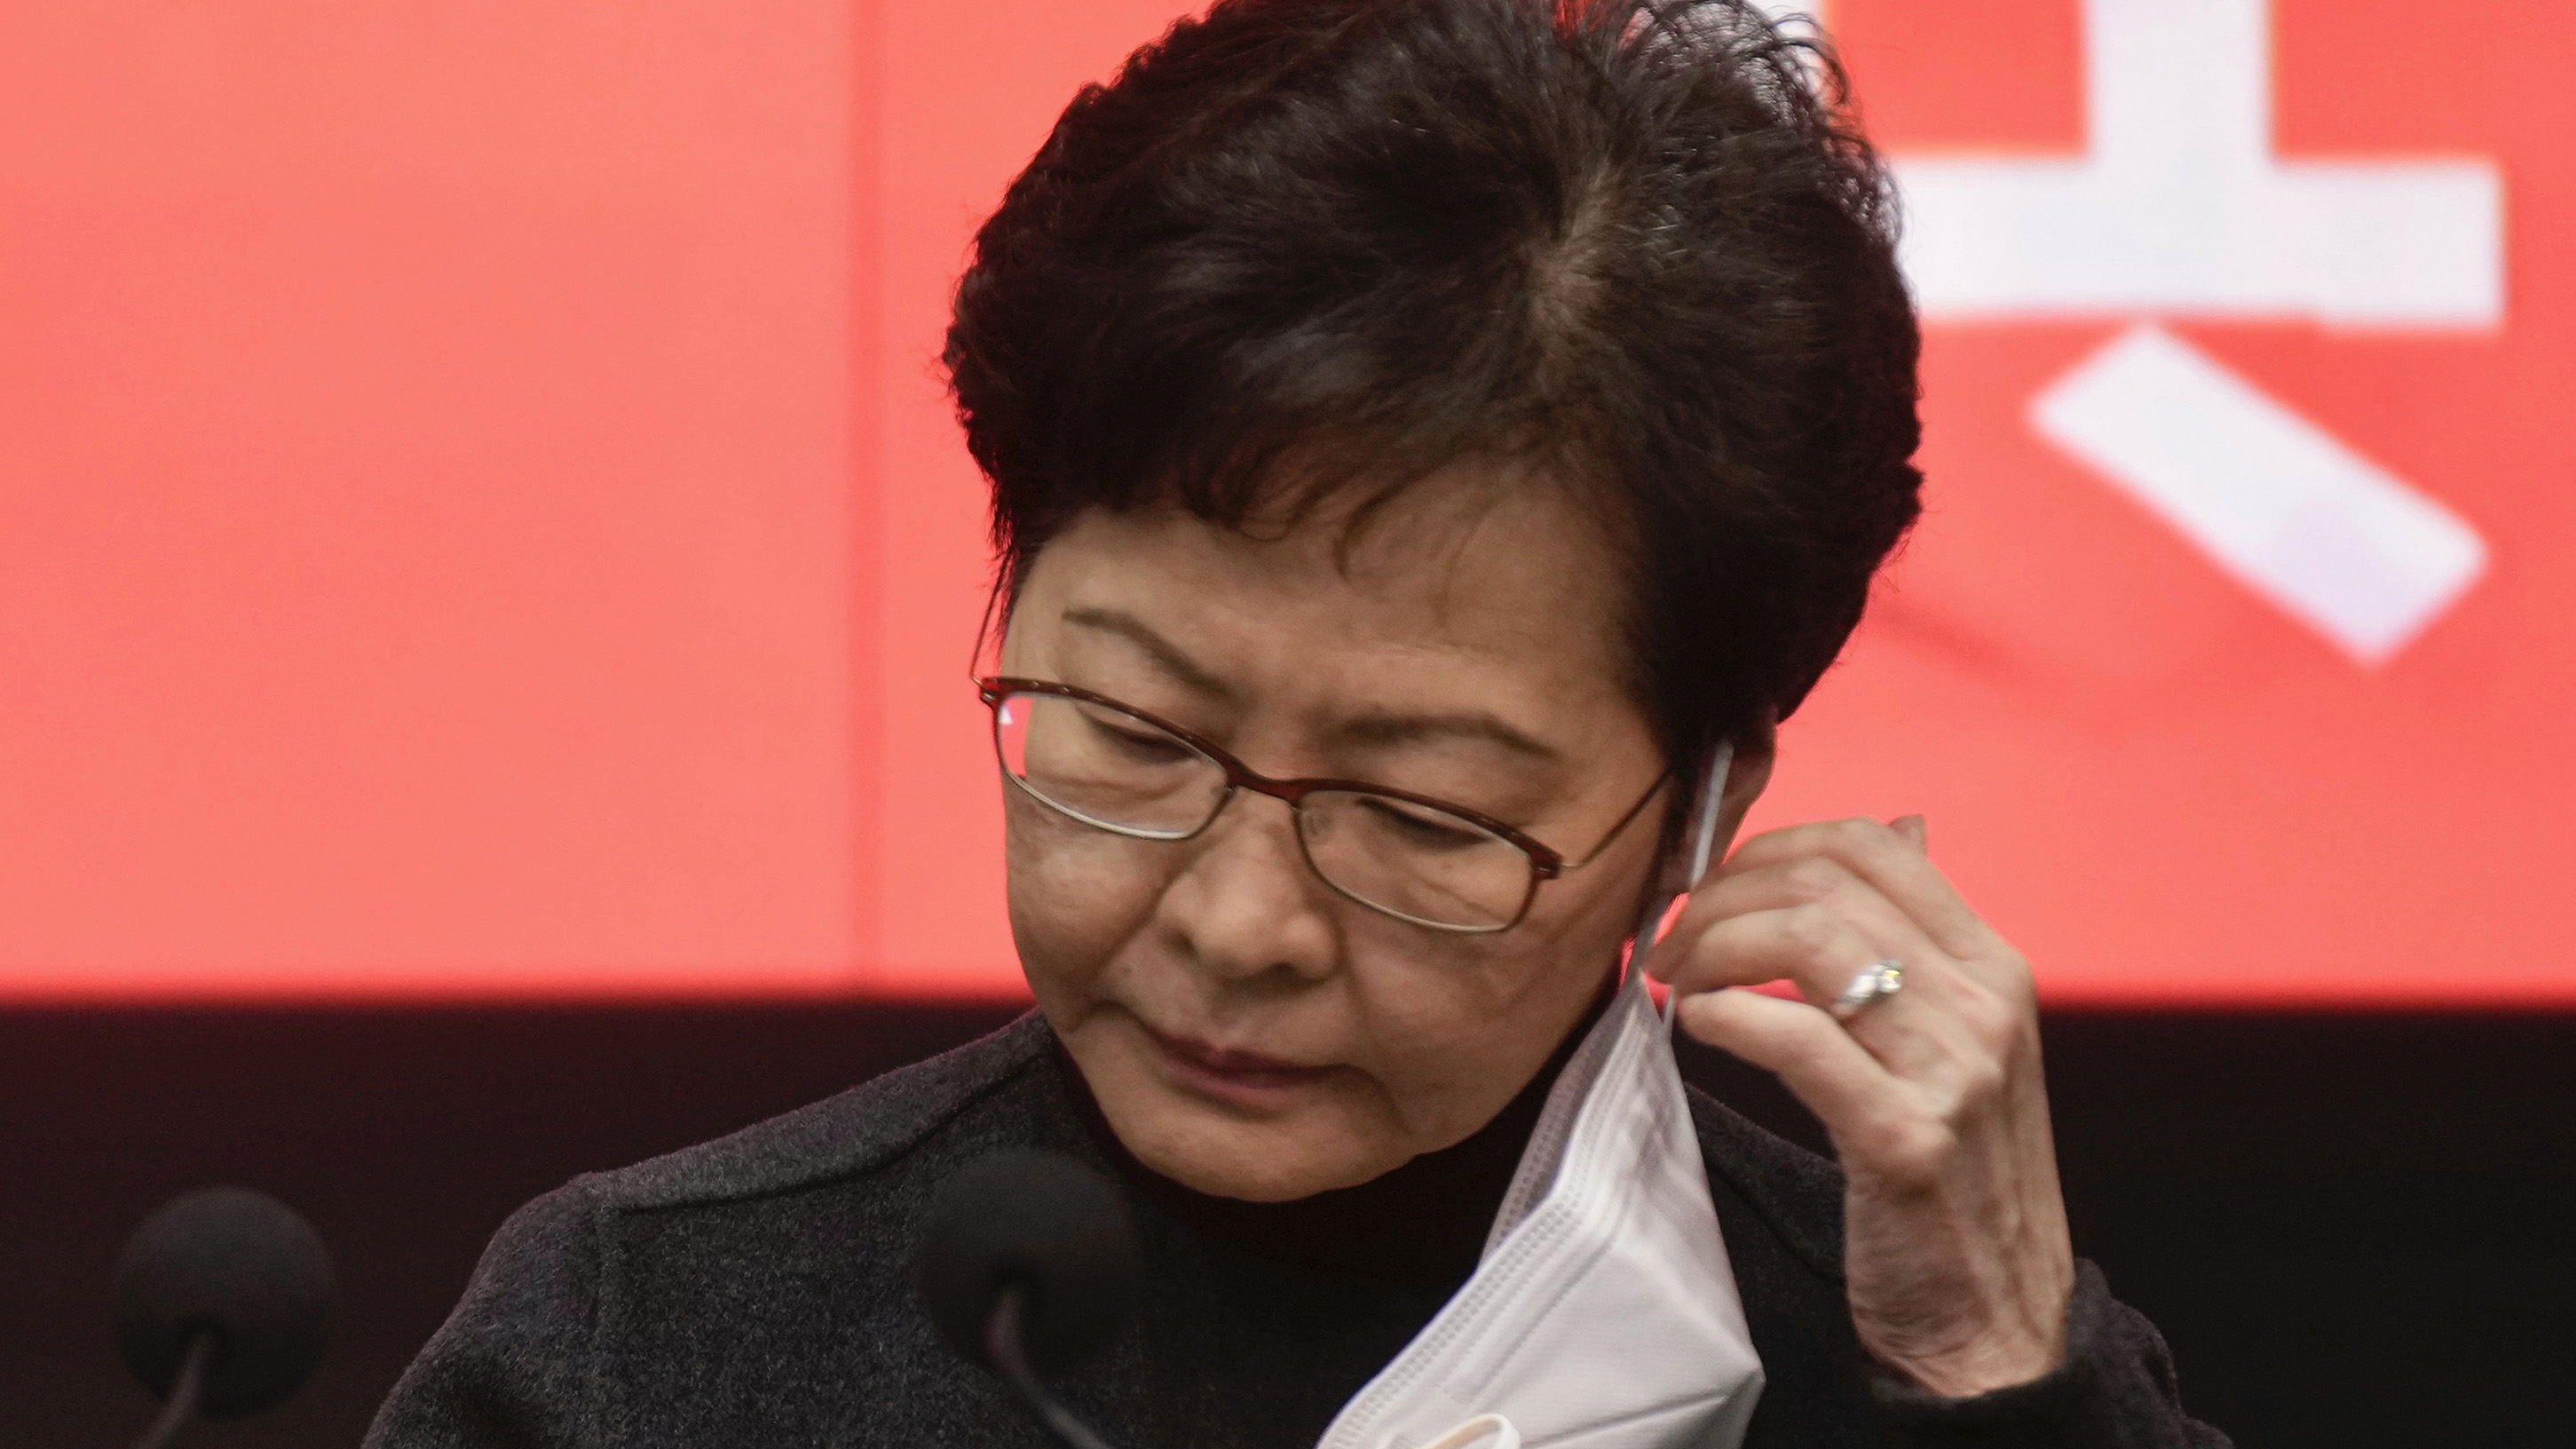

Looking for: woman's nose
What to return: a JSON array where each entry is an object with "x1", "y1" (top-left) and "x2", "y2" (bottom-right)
[{"x1": 1153, "y1": 792, "x2": 1340, "y2": 985}]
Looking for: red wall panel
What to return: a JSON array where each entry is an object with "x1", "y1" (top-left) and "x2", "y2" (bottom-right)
[
  {"x1": 1, "y1": 2, "x2": 872, "y2": 995},
  {"x1": 4, "y1": 1, "x2": 2570, "y2": 1003}
]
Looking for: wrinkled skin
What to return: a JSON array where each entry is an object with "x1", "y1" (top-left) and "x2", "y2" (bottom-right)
[
  {"x1": 1649, "y1": 818, "x2": 2075, "y2": 1394},
  {"x1": 1000, "y1": 471, "x2": 2074, "y2": 1395}
]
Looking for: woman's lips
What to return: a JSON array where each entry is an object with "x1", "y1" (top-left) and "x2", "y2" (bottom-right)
[{"x1": 1141, "y1": 1024, "x2": 1331, "y2": 1105}]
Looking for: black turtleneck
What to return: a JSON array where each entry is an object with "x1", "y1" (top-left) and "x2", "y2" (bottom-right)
[
  {"x1": 1046, "y1": 995, "x2": 1600, "y2": 1447},
  {"x1": 1062, "y1": 1024, "x2": 1567, "y2": 1289},
  {"x1": 369, "y1": 994, "x2": 2231, "y2": 1449}
]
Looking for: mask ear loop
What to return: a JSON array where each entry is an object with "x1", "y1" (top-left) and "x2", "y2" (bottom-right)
[{"x1": 1625, "y1": 740, "x2": 1734, "y2": 1026}]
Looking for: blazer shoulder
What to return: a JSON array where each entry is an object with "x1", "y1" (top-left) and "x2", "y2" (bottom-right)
[
  {"x1": 586, "y1": 1011, "x2": 1058, "y2": 1213},
  {"x1": 1684, "y1": 1082, "x2": 1845, "y2": 1283}
]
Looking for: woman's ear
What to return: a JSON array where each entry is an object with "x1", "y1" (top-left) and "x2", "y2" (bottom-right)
[
  {"x1": 1716, "y1": 722, "x2": 1776, "y2": 841},
  {"x1": 1657, "y1": 724, "x2": 1777, "y2": 893}
]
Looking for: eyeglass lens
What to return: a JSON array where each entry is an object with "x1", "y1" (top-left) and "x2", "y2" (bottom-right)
[{"x1": 992, "y1": 691, "x2": 1535, "y2": 930}]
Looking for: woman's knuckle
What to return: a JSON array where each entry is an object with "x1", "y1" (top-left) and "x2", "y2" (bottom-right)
[
  {"x1": 1991, "y1": 954, "x2": 2041, "y2": 1010},
  {"x1": 1869, "y1": 1117, "x2": 1956, "y2": 1185},
  {"x1": 1837, "y1": 816, "x2": 1902, "y2": 857},
  {"x1": 1775, "y1": 1022, "x2": 1842, "y2": 1079},
  {"x1": 1780, "y1": 904, "x2": 1843, "y2": 958},
  {"x1": 1952, "y1": 985, "x2": 2017, "y2": 1049},
  {"x1": 1782, "y1": 856, "x2": 1847, "y2": 903},
  {"x1": 1954, "y1": 1051, "x2": 2010, "y2": 1109}
]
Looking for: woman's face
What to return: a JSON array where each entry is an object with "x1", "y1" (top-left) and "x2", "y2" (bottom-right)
[{"x1": 1000, "y1": 471, "x2": 1746, "y2": 1200}]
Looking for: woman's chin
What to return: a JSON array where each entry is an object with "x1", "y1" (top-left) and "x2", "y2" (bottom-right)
[
  {"x1": 1063, "y1": 1013, "x2": 1407, "y2": 1200},
  {"x1": 1133, "y1": 1118, "x2": 1396, "y2": 1201},
  {"x1": 1107, "y1": 1080, "x2": 1406, "y2": 1201}
]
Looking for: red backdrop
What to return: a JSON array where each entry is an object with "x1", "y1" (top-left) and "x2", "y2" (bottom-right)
[{"x1": 3, "y1": 0, "x2": 2569, "y2": 1004}]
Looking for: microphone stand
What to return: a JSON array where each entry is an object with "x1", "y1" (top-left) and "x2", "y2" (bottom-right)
[
  {"x1": 131, "y1": 1327, "x2": 218, "y2": 1449},
  {"x1": 984, "y1": 1285, "x2": 1121, "y2": 1449}
]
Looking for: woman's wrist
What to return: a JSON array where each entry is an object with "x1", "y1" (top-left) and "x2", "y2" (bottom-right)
[{"x1": 1884, "y1": 1325, "x2": 2069, "y2": 1400}]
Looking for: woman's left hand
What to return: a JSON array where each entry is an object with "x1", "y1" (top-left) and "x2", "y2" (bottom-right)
[{"x1": 1645, "y1": 815, "x2": 2075, "y2": 1398}]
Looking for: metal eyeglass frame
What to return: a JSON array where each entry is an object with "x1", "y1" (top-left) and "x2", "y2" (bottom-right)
[{"x1": 977, "y1": 676, "x2": 1671, "y2": 933}]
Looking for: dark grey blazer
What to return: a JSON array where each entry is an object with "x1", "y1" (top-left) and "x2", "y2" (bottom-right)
[{"x1": 367, "y1": 1014, "x2": 2224, "y2": 1448}]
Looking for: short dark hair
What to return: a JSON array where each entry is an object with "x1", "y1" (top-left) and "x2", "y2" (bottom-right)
[{"x1": 945, "y1": 0, "x2": 1921, "y2": 758}]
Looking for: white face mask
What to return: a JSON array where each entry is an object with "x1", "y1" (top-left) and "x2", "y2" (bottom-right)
[{"x1": 1318, "y1": 748, "x2": 1765, "y2": 1449}]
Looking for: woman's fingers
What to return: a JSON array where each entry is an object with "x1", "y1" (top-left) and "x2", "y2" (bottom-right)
[
  {"x1": 1649, "y1": 815, "x2": 2050, "y2": 1175},
  {"x1": 1648, "y1": 850, "x2": 1936, "y2": 995},
  {"x1": 1651, "y1": 895, "x2": 1925, "y2": 1005},
  {"x1": 1889, "y1": 814, "x2": 1927, "y2": 851},
  {"x1": 1681, "y1": 985, "x2": 2022, "y2": 1191},
  {"x1": 1724, "y1": 818, "x2": 1985, "y2": 950},
  {"x1": 1663, "y1": 812, "x2": 2074, "y2": 1397},
  {"x1": 1674, "y1": 989, "x2": 1932, "y2": 1167},
  {"x1": 1678, "y1": 989, "x2": 1884, "y2": 1103},
  {"x1": 1657, "y1": 903, "x2": 2002, "y2": 1089},
  {"x1": 1703, "y1": 819, "x2": 2027, "y2": 1001}
]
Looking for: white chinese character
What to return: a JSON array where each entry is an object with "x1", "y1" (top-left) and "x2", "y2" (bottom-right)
[{"x1": 1780, "y1": 0, "x2": 2506, "y2": 662}]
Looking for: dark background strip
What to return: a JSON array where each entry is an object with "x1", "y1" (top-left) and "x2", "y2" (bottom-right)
[{"x1": 5, "y1": 1005, "x2": 2570, "y2": 1448}]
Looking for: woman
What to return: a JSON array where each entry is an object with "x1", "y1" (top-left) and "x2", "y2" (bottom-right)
[{"x1": 373, "y1": 2, "x2": 2221, "y2": 1445}]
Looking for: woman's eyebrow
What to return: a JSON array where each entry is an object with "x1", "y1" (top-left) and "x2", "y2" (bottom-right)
[
  {"x1": 1061, "y1": 606, "x2": 1236, "y2": 700},
  {"x1": 1060, "y1": 605, "x2": 1554, "y2": 761},
  {"x1": 1335, "y1": 710, "x2": 1560, "y2": 763}
]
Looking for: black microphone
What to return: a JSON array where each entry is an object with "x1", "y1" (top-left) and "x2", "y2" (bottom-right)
[
  {"x1": 112, "y1": 1186, "x2": 336, "y2": 1449},
  {"x1": 916, "y1": 1150, "x2": 1142, "y2": 1449}
]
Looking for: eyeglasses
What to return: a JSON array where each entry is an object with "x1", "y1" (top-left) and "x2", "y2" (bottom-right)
[{"x1": 978, "y1": 677, "x2": 1668, "y2": 933}]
